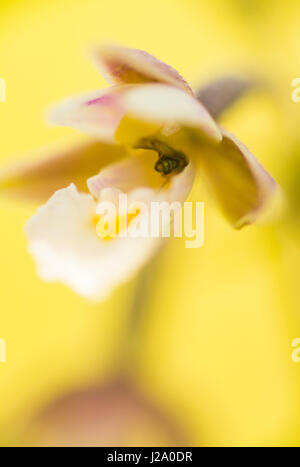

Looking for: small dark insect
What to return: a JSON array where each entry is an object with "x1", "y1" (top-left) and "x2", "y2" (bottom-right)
[
  {"x1": 134, "y1": 137, "x2": 188, "y2": 177},
  {"x1": 154, "y1": 154, "x2": 187, "y2": 176}
]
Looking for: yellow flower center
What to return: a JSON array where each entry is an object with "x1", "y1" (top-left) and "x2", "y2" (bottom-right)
[{"x1": 93, "y1": 211, "x2": 140, "y2": 241}]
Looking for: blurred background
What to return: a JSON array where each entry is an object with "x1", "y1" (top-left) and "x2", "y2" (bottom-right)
[{"x1": 0, "y1": 0, "x2": 300, "y2": 447}]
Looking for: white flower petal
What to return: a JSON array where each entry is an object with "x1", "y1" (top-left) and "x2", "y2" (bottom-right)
[
  {"x1": 48, "y1": 88, "x2": 127, "y2": 142},
  {"x1": 25, "y1": 184, "x2": 164, "y2": 301},
  {"x1": 0, "y1": 138, "x2": 125, "y2": 202}
]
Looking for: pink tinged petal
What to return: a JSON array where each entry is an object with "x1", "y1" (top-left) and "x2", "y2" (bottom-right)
[
  {"x1": 87, "y1": 150, "x2": 195, "y2": 203},
  {"x1": 0, "y1": 139, "x2": 125, "y2": 203},
  {"x1": 199, "y1": 128, "x2": 277, "y2": 229},
  {"x1": 89, "y1": 43, "x2": 193, "y2": 95},
  {"x1": 122, "y1": 84, "x2": 222, "y2": 142},
  {"x1": 48, "y1": 84, "x2": 221, "y2": 144},
  {"x1": 48, "y1": 88, "x2": 127, "y2": 141}
]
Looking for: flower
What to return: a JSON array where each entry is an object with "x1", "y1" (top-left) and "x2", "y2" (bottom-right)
[{"x1": 0, "y1": 44, "x2": 277, "y2": 301}]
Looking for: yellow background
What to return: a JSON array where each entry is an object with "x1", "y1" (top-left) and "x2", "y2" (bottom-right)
[{"x1": 0, "y1": 0, "x2": 300, "y2": 446}]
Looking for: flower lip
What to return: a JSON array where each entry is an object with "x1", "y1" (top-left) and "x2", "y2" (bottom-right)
[
  {"x1": 47, "y1": 87, "x2": 127, "y2": 142},
  {"x1": 24, "y1": 183, "x2": 162, "y2": 301},
  {"x1": 0, "y1": 42, "x2": 279, "y2": 303}
]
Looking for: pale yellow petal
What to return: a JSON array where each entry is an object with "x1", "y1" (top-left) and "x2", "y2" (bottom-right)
[
  {"x1": 25, "y1": 184, "x2": 164, "y2": 301},
  {"x1": 0, "y1": 139, "x2": 124, "y2": 203},
  {"x1": 198, "y1": 128, "x2": 277, "y2": 228}
]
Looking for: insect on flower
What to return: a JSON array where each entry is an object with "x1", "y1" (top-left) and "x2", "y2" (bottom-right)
[
  {"x1": 0, "y1": 44, "x2": 278, "y2": 301},
  {"x1": 134, "y1": 138, "x2": 188, "y2": 176}
]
